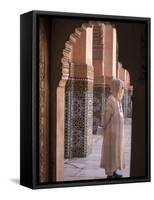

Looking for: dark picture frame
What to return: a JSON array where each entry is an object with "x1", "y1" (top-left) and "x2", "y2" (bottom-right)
[{"x1": 20, "y1": 10, "x2": 151, "y2": 189}]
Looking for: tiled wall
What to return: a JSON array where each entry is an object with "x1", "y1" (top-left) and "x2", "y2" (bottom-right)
[
  {"x1": 64, "y1": 78, "x2": 93, "y2": 158},
  {"x1": 93, "y1": 85, "x2": 105, "y2": 134},
  {"x1": 122, "y1": 89, "x2": 133, "y2": 118}
]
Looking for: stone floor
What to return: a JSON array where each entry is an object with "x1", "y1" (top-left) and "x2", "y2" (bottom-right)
[{"x1": 64, "y1": 118, "x2": 132, "y2": 181}]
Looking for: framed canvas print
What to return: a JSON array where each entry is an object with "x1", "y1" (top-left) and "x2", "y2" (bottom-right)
[{"x1": 20, "y1": 10, "x2": 151, "y2": 189}]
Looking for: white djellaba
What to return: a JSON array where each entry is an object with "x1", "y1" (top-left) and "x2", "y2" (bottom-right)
[{"x1": 100, "y1": 79, "x2": 125, "y2": 177}]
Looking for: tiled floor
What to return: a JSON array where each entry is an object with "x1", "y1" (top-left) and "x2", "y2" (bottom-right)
[{"x1": 64, "y1": 118, "x2": 132, "y2": 181}]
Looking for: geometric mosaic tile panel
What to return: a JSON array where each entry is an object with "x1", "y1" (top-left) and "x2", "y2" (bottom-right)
[
  {"x1": 93, "y1": 85, "x2": 105, "y2": 134},
  {"x1": 122, "y1": 89, "x2": 133, "y2": 118},
  {"x1": 64, "y1": 78, "x2": 93, "y2": 158}
]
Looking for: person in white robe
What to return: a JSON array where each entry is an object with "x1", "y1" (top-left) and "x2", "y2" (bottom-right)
[{"x1": 100, "y1": 79, "x2": 125, "y2": 178}]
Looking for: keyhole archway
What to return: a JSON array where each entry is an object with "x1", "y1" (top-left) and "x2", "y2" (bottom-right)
[{"x1": 58, "y1": 21, "x2": 133, "y2": 180}]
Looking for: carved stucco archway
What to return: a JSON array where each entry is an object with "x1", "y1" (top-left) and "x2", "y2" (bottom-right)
[{"x1": 57, "y1": 21, "x2": 132, "y2": 180}]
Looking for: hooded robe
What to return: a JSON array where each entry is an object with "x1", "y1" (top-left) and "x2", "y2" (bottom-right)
[{"x1": 100, "y1": 79, "x2": 125, "y2": 176}]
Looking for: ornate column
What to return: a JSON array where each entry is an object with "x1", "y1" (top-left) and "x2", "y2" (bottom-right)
[
  {"x1": 65, "y1": 27, "x2": 94, "y2": 158},
  {"x1": 118, "y1": 62, "x2": 133, "y2": 118},
  {"x1": 119, "y1": 64, "x2": 127, "y2": 117},
  {"x1": 125, "y1": 70, "x2": 133, "y2": 118},
  {"x1": 103, "y1": 23, "x2": 118, "y2": 98},
  {"x1": 92, "y1": 23, "x2": 105, "y2": 134},
  {"x1": 102, "y1": 24, "x2": 118, "y2": 125}
]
